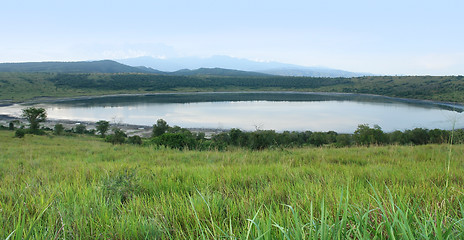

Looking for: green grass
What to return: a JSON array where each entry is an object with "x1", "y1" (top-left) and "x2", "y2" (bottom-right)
[{"x1": 0, "y1": 130, "x2": 464, "y2": 239}]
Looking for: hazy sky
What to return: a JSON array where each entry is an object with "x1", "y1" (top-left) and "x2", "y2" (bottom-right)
[{"x1": 1, "y1": 0, "x2": 463, "y2": 75}]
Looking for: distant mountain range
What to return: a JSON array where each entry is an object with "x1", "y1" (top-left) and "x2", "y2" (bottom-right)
[
  {"x1": 117, "y1": 55, "x2": 372, "y2": 77},
  {"x1": 0, "y1": 60, "x2": 154, "y2": 73},
  {"x1": 0, "y1": 57, "x2": 373, "y2": 77}
]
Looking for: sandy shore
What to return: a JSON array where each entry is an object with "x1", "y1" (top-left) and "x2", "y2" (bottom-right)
[{"x1": 0, "y1": 114, "x2": 226, "y2": 138}]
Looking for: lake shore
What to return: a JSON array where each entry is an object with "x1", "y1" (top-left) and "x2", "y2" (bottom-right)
[{"x1": 2, "y1": 90, "x2": 464, "y2": 109}]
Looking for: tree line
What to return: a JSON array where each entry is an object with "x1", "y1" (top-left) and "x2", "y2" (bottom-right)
[{"x1": 6, "y1": 107, "x2": 463, "y2": 150}]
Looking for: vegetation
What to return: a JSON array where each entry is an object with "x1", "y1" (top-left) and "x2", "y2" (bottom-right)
[
  {"x1": 95, "y1": 120, "x2": 110, "y2": 137},
  {"x1": 0, "y1": 129, "x2": 463, "y2": 238},
  {"x1": 21, "y1": 107, "x2": 47, "y2": 133},
  {"x1": 1, "y1": 72, "x2": 463, "y2": 103}
]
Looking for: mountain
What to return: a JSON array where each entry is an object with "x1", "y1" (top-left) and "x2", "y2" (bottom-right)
[
  {"x1": 169, "y1": 68, "x2": 271, "y2": 77},
  {"x1": 0, "y1": 60, "x2": 159, "y2": 73},
  {"x1": 117, "y1": 55, "x2": 372, "y2": 77},
  {"x1": 259, "y1": 68, "x2": 370, "y2": 78}
]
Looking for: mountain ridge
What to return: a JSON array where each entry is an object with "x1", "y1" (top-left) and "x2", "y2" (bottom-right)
[{"x1": 117, "y1": 55, "x2": 372, "y2": 77}]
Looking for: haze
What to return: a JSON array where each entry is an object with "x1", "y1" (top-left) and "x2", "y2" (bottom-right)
[{"x1": 1, "y1": 0, "x2": 463, "y2": 75}]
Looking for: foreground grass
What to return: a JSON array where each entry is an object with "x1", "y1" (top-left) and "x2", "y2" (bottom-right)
[{"x1": 0, "y1": 131, "x2": 464, "y2": 239}]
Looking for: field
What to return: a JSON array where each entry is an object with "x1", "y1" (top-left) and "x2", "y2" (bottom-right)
[{"x1": 1, "y1": 130, "x2": 464, "y2": 239}]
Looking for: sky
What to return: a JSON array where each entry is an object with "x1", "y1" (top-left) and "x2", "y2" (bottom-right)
[{"x1": 1, "y1": 0, "x2": 463, "y2": 75}]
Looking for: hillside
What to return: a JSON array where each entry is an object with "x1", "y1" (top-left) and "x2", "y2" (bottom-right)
[
  {"x1": 0, "y1": 72, "x2": 463, "y2": 103},
  {"x1": 0, "y1": 60, "x2": 157, "y2": 73}
]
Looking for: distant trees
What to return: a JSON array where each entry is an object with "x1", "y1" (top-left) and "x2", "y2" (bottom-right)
[{"x1": 21, "y1": 107, "x2": 47, "y2": 133}]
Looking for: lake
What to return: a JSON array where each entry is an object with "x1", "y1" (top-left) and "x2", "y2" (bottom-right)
[{"x1": 1, "y1": 92, "x2": 463, "y2": 133}]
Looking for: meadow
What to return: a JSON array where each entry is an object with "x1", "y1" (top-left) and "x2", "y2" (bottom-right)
[{"x1": 1, "y1": 130, "x2": 464, "y2": 239}]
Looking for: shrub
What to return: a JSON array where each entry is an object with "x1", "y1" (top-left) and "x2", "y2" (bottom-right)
[
  {"x1": 15, "y1": 129, "x2": 26, "y2": 138},
  {"x1": 105, "y1": 128, "x2": 127, "y2": 144},
  {"x1": 54, "y1": 123, "x2": 64, "y2": 135},
  {"x1": 127, "y1": 135, "x2": 142, "y2": 145}
]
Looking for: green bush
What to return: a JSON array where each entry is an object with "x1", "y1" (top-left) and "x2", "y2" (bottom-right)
[
  {"x1": 15, "y1": 129, "x2": 26, "y2": 138},
  {"x1": 127, "y1": 135, "x2": 142, "y2": 145}
]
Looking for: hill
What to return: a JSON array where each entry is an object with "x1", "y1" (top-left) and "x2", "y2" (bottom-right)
[
  {"x1": 116, "y1": 55, "x2": 372, "y2": 77},
  {"x1": 0, "y1": 60, "x2": 158, "y2": 73}
]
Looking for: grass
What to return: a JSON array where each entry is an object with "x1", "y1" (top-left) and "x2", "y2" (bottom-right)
[{"x1": 0, "y1": 130, "x2": 463, "y2": 238}]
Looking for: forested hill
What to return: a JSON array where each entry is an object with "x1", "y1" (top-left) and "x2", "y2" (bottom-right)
[
  {"x1": 0, "y1": 72, "x2": 463, "y2": 103},
  {"x1": 0, "y1": 60, "x2": 159, "y2": 73}
]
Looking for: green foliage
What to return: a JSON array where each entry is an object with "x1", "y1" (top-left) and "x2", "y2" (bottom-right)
[
  {"x1": 95, "y1": 120, "x2": 110, "y2": 137},
  {"x1": 127, "y1": 135, "x2": 142, "y2": 145},
  {"x1": 2, "y1": 72, "x2": 464, "y2": 103},
  {"x1": 353, "y1": 124, "x2": 387, "y2": 146},
  {"x1": 309, "y1": 132, "x2": 328, "y2": 147},
  {"x1": 105, "y1": 128, "x2": 127, "y2": 144},
  {"x1": 152, "y1": 119, "x2": 169, "y2": 137},
  {"x1": 8, "y1": 122, "x2": 14, "y2": 130},
  {"x1": 73, "y1": 124, "x2": 86, "y2": 134},
  {"x1": 153, "y1": 132, "x2": 196, "y2": 150},
  {"x1": 21, "y1": 107, "x2": 47, "y2": 133},
  {"x1": 53, "y1": 123, "x2": 64, "y2": 135},
  {"x1": 14, "y1": 129, "x2": 26, "y2": 138}
]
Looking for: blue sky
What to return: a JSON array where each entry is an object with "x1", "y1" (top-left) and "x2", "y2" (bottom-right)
[{"x1": 1, "y1": 0, "x2": 463, "y2": 75}]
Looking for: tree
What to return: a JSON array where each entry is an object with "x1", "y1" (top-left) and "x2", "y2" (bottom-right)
[
  {"x1": 105, "y1": 128, "x2": 127, "y2": 144},
  {"x1": 152, "y1": 119, "x2": 169, "y2": 137},
  {"x1": 8, "y1": 122, "x2": 15, "y2": 130},
  {"x1": 54, "y1": 123, "x2": 64, "y2": 135},
  {"x1": 74, "y1": 124, "x2": 86, "y2": 134},
  {"x1": 353, "y1": 124, "x2": 387, "y2": 146},
  {"x1": 127, "y1": 135, "x2": 142, "y2": 145},
  {"x1": 22, "y1": 107, "x2": 47, "y2": 133},
  {"x1": 96, "y1": 120, "x2": 110, "y2": 137}
]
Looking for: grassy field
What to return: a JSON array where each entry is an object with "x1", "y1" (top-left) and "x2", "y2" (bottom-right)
[{"x1": 1, "y1": 130, "x2": 464, "y2": 239}]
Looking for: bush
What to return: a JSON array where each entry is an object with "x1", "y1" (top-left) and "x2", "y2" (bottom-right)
[
  {"x1": 127, "y1": 135, "x2": 142, "y2": 145},
  {"x1": 105, "y1": 128, "x2": 127, "y2": 144},
  {"x1": 154, "y1": 132, "x2": 195, "y2": 150},
  {"x1": 54, "y1": 123, "x2": 64, "y2": 135},
  {"x1": 74, "y1": 124, "x2": 86, "y2": 134},
  {"x1": 15, "y1": 129, "x2": 26, "y2": 138}
]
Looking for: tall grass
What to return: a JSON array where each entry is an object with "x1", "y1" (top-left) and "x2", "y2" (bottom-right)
[{"x1": 0, "y1": 131, "x2": 463, "y2": 238}]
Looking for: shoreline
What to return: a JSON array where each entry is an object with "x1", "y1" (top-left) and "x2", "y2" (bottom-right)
[
  {"x1": 1, "y1": 90, "x2": 464, "y2": 109},
  {"x1": 0, "y1": 114, "x2": 227, "y2": 138}
]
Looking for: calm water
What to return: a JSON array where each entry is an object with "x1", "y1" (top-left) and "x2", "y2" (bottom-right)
[{"x1": 1, "y1": 92, "x2": 463, "y2": 133}]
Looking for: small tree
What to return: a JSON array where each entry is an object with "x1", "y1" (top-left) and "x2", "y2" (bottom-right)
[
  {"x1": 8, "y1": 122, "x2": 15, "y2": 130},
  {"x1": 152, "y1": 119, "x2": 169, "y2": 137},
  {"x1": 106, "y1": 128, "x2": 127, "y2": 144},
  {"x1": 54, "y1": 123, "x2": 64, "y2": 135},
  {"x1": 15, "y1": 129, "x2": 26, "y2": 138},
  {"x1": 74, "y1": 124, "x2": 86, "y2": 134},
  {"x1": 96, "y1": 120, "x2": 110, "y2": 137},
  {"x1": 22, "y1": 107, "x2": 47, "y2": 133}
]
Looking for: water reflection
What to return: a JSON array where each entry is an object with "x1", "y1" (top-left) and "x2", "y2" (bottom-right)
[{"x1": 1, "y1": 92, "x2": 463, "y2": 133}]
